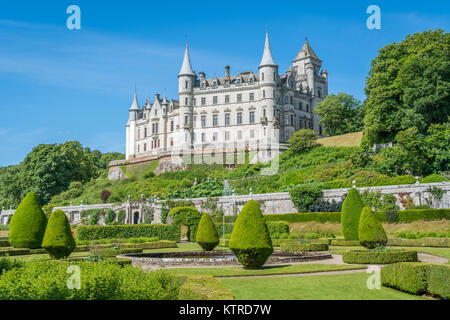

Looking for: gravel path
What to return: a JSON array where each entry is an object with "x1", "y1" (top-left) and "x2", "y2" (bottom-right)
[{"x1": 418, "y1": 252, "x2": 449, "y2": 264}]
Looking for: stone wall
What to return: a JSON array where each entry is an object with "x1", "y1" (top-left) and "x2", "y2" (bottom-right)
[{"x1": 1, "y1": 182, "x2": 448, "y2": 224}]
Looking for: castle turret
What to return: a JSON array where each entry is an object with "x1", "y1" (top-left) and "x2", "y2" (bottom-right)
[
  {"x1": 126, "y1": 89, "x2": 140, "y2": 159},
  {"x1": 178, "y1": 43, "x2": 195, "y2": 149}
]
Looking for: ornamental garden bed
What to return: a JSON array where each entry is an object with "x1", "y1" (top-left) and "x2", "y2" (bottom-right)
[
  {"x1": 342, "y1": 250, "x2": 418, "y2": 264},
  {"x1": 280, "y1": 242, "x2": 329, "y2": 252}
]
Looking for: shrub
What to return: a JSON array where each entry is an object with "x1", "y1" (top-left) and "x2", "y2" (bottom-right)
[
  {"x1": 358, "y1": 206, "x2": 388, "y2": 248},
  {"x1": 398, "y1": 209, "x2": 450, "y2": 222},
  {"x1": 9, "y1": 192, "x2": 48, "y2": 249},
  {"x1": 117, "y1": 210, "x2": 126, "y2": 224},
  {"x1": 331, "y1": 239, "x2": 361, "y2": 246},
  {"x1": 387, "y1": 237, "x2": 450, "y2": 247},
  {"x1": 168, "y1": 206, "x2": 202, "y2": 241},
  {"x1": 104, "y1": 209, "x2": 116, "y2": 225},
  {"x1": 343, "y1": 250, "x2": 417, "y2": 264},
  {"x1": 0, "y1": 261, "x2": 181, "y2": 300},
  {"x1": 196, "y1": 213, "x2": 219, "y2": 251},
  {"x1": 229, "y1": 200, "x2": 273, "y2": 269},
  {"x1": 264, "y1": 212, "x2": 341, "y2": 223},
  {"x1": 76, "y1": 224, "x2": 180, "y2": 241},
  {"x1": 381, "y1": 262, "x2": 449, "y2": 299},
  {"x1": 341, "y1": 188, "x2": 365, "y2": 240},
  {"x1": 42, "y1": 210, "x2": 76, "y2": 259},
  {"x1": 89, "y1": 211, "x2": 99, "y2": 225},
  {"x1": 280, "y1": 242, "x2": 329, "y2": 251},
  {"x1": 288, "y1": 183, "x2": 323, "y2": 212},
  {"x1": 287, "y1": 129, "x2": 318, "y2": 152},
  {"x1": 0, "y1": 258, "x2": 23, "y2": 275},
  {"x1": 266, "y1": 221, "x2": 290, "y2": 238}
]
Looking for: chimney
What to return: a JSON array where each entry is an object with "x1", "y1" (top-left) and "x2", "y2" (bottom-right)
[{"x1": 225, "y1": 65, "x2": 230, "y2": 79}]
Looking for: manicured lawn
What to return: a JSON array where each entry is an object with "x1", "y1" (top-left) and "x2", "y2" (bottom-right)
[
  {"x1": 169, "y1": 264, "x2": 364, "y2": 277},
  {"x1": 217, "y1": 272, "x2": 430, "y2": 300}
]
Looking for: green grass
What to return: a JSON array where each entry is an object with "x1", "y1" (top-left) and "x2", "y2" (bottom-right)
[
  {"x1": 169, "y1": 264, "x2": 365, "y2": 277},
  {"x1": 217, "y1": 272, "x2": 430, "y2": 300}
]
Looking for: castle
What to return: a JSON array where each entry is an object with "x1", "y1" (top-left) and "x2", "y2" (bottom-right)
[{"x1": 125, "y1": 33, "x2": 328, "y2": 165}]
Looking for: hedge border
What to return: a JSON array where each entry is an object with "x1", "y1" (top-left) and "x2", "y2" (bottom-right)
[
  {"x1": 280, "y1": 242, "x2": 329, "y2": 252},
  {"x1": 342, "y1": 250, "x2": 418, "y2": 264}
]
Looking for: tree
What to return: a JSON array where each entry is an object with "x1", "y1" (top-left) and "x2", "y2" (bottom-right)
[
  {"x1": 288, "y1": 183, "x2": 323, "y2": 212},
  {"x1": 9, "y1": 192, "x2": 48, "y2": 248},
  {"x1": 0, "y1": 165, "x2": 23, "y2": 209},
  {"x1": 229, "y1": 200, "x2": 273, "y2": 269},
  {"x1": 100, "y1": 189, "x2": 112, "y2": 204},
  {"x1": 42, "y1": 209, "x2": 76, "y2": 259},
  {"x1": 341, "y1": 188, "x2": 365, "y2": 241},
  {"x1": 358, "y1": 206, "x2": 387, "y2": 248},
  {"x1": 288, "y1": 129, "x2": 318, "y2": 152},
  {"x1": 195, "y1": 213, "x2": 219, "y2": 251},
  {"x1": 314, "y1": 93, "x2": 364, "y2": 136},
  {"x1": 362, "y1": 29, "x2": 450, "y2": 147}
]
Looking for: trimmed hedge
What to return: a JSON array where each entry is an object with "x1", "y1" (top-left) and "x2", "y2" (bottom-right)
[
  {"x1": 264, "y1": 212, "x2": 341, "y2": 223},
  {"x1": 280, "y1": 242, "x2": 329, "y2": 252},
  {"x1": 168, "y1": 206, "x2": 201, "y2": 241},
  {"x1": 397, "y1": 209, "x2": 450, "y2": 222},
  {"x1": 42, "y1": 210, "x2": 76, "y2": 259},
  {"x1": 381, "y1": 262, "x2": 449, "y2": 299},
  {"x1": 387, "y1": 237, "x2": 450, "y2": 248},
  {"x1": 72, "y1": 240, "x2": 177, "y2": 252},
  {"x1": 9, "y1": 192, "x2": 48, "y2": 249},
  {"x1": 358, "y1": 206, "x2": 387, "y2": 249},
  {"x1": 343, "y1": 250, "x2": 418, "y2": 264},
  {"x1": 76, "y1": 224, "x2": 180, "y2": 242},
  {"x1": 0, "y1": 248, "x2": 31, "y2": 257},
  {"x1": 196, "y1": 213, "x2": 219, "y2": 251},
  {"x1": 266, "y1": 221, "x2": 290, "y2": 237},
  {"x1": 229, "y1": 200, "x2": 273, "y2": 269},
  {"x1": 341, "y1": 188, "x2": 365, "y2": 240},
  {"x1": 331, "y1": 239, "x2": 362, "y2": 246},
  {"x1": 0, "y1": 240, "x2": 10, "y2": 247}
]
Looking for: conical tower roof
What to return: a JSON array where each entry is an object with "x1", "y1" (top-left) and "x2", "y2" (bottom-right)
[
  {"x1": 259, "y1": 32, "x2": 277, "y2": 68},
  {"x1": 178, "y1": 42, "x2": 195, "y2": 76},
  {"x1": 294, "y1": 37, "x2": 320, "y2": 61},
  {"x1": 130, "y1": 88, "x2": 139, "y2": 111}
]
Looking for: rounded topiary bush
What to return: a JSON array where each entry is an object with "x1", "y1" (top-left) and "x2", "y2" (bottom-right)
[
  {"x1": 358, "y1": 206, "x2": 388, "y2": 249},
  {"x1": 196, "y1": 213, "x2": 219, "y2": 251},
  {"x1": 229, "y1": 200, "x2": 273, "y2": 269},
  {"x1": 341, "y1": 188, "x2": 365, "y2": 240},
  {"x1": 42, "y1": 210, "x2": 76, "y2": 259},
  {"x1": 9, "y1": 192, "x2": 48, "y2": 249}
]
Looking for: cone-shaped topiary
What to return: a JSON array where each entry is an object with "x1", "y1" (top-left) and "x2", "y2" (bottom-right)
[
  {"x1": 9, "y1": 192, "x2": 47, "y2": 249},
  {"x1": 42, "y1": 209, "x2": 76, "y2": 259},
  {"x1": 229, "y1": 200, "x2": 273, "y2": 269},
  {"x1": 358, "y1": 206, "x2": 388, "y2": 249},
  {"x1": 196, "y1": 212, "x2": 219, "y2": 251},
  {"x1": 341, "y1": 188, "x2": 365, "y2": 240}
]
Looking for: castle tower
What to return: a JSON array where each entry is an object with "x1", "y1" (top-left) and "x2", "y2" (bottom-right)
[
  {"x1": 126, "y1": 89, "x2": 140, "y2": 160},
  {"x1": 178, "y1": 43, "x2": 195, "y2": 149},
  {"x1": 258, "y1": 32, "x2": 279, "y2": 143}
]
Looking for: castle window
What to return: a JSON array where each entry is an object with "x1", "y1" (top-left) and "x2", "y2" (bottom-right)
[
  {"x1": 225, "y1": 131, "x2": 230, "y2": 141},
  {"x1": 201, "y1": 82, "x2": 205, "y2": 89},
  {"x1": 273, "y1": 73, "x2": 276, "y2": 81},
  {"x1": 170, "y1": 138, "x2": 173, "y2": 146},
  {"x1": 299, "y1": 102, "x2": 303, "y2": 110},
  {"x1": 185, "y1": 97, "x2": 189, "y2": 106},
  {"x1": 144, "y1": 128, "x2": 147, "y2": 137},
  {"x1": 138, "y1": 144, "x2": 140, "y2": 152},
  {"x1": 225, "y1": 113, "x2": 230, "y2": 126},
  {"x1": 318, "y1": 88, "x2": 322, "y2": 98},
  {"x1": 236, "y1": 78, "x2": 241, "y2": 85},
  {"x1": 202, "y1": 133, "x2": 206, "y2": 142},
  {"x1": 201, "y1": 115, "x2": 206, "y2": 127},
  {"x1": 184, "y1": 115, "x2": 189, "y2": 125},
  {"x1": 170, "y1": 120, "x2": 174, "y2": 132},
  {"x1": 185, "y1": 80, "x2": 189, "y2": 89},
  {"x1": 290, "y1": 114, "x2": 294, "y2": 126},
  {"x1": 237, "y1": 94, "x2": 242, "y2": 102},
  {"x1": 193, "y1": 116, "x2": 197, "y2": 127},
  {"x1": 249, "y1": 111, "x2": 255, "y2": 124},
  {"x1": 225, "y1": 95, "x2": 230, "y2": 103},
  {"x1": 249, "y1": 93, "x2": 254, "y2": 101},
  {"x1": 237, "y1": 131, "x2": 242, "y2": 140},
  {"x1": 306, "y1": 104, "x2": 310, "y2": 112},
  {"x1": 213, "y1": 132, "x2": 218, "y2": 141},
  {"x1": 213, "y1": 114, "x2": 218, "y2": 127},
  {"x1": 263, "y1": 108, "x2": 266, "y2": 117},
  {"x1": 261, "y1": 73, "x2": 264, "y2": 81},
  {"x1": 237, "y1": 112, "x2": 242, "y2": 124},
  {"x1": 201, "y1": 97, "x2": 206, "y2": 105},
  {"x1": 213, "y1": 96, "x2": 218, "y2": 104},
  {"x1": 250, "y1": 129, "x2": 255, "y2": 139},
  {"x1": 285, "y1": 96, "x2": 289, "y2": 104},
  {"x1": 193, "y1": 98, "x2": 196, "y2": 106},
  {"x1": 290, "y1": 96, "x2": 293, "y2": 104},
  {"x1": 249, "y1": 77, "x2": 254, "y2": 84},
  {"x1": 262, "y1": 90, "x2": 266, "y2": 98},
  {"x1": 264, "y1": 127, "x2": 267, "y2": 136},
  {"x1": 213, "y1": 80, "x2": 217, "y2": 87},
  {"x1": 144, "y1": 143, "x2": 147, "y2": 152}
]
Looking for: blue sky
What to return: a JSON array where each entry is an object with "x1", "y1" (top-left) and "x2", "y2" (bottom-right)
[{"x1": 0, "y1": 0, "x2": 448, "y2": 166}]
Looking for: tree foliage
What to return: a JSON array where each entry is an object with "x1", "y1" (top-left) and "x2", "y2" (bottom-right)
[
  {"x1": 287, "y1": 129, "x2": 318, "y2": 152},
  {"x1": 362, "y1": 29, "x2": 450, "y2": 147},
  {"x1": 314, "y1": 93, "x2": 364, "y2": 136}
]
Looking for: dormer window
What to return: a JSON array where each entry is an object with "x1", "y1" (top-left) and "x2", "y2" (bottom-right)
[
  {"x1": 236, "y1": 78, "x2": 241, "y2": 85},
  {"x1": 213, "y1": 80, "x2": 217, "y2": 87},
  {"x1": 200, "y1": 82, "x2": 206, "y2": 89},
  {"x1": 249, "y1": 77, "x2": 254, "y2": 84}
]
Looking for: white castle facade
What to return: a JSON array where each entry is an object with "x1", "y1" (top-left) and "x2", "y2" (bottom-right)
[{"x1": 125, "y1": 33, "x2": 328, "y2": 164}]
